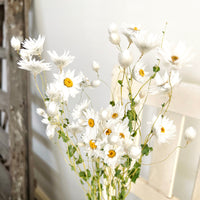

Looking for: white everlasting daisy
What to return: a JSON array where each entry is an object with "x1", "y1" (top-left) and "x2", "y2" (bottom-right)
[
  {"x1": 123, "y1": 139, "x2": 141, "y2": 159},
  {"x1": 18, "y1": 58, "x2": 51, "y2": 78},
  {"x1": 151, "y1": 70, "x2": 181, "y2": 94},
  {"x1": 46, "y1": 101, "x2": 59, "y2": 116},
  {"x1": 134, "y1": 31, "x2": 160, "y2": 54},
  {"x1": 103, "y1": 144, "x2": 124, "y2": 168},
  {"x1": 48, "y1": 50, "x2": 75, "y2": 72},
  {"x1": 46, "y1": 82, "x2": 63, "y2": 102},
  {"x1": 19, "y1": 49, "x2": 32, "y2": 60},
  {"x1": 11, "y1": 36, "x2": 21, "y2": 51},
  {"x1": 158, "y1": 41, "x2": 193, "y2": 70},
  {"x1": 152, "y1": 115, "x2": 176, "y2": 144},
  {"x1": 23, "y1": 35, "x2": 45, "y2": 56},
  {"x1": 122, "y1": 24, "x2": 141, "y2": 43},
  {"x1": 118, "y1": 49, "x2": 134, "y2": 68},
  {"x1": 54, "y1": 70, "x2": 82, "y2": 101},
  {"x1": 184, "y1": 126, "x2": 196, "y2": 142},
  {"x1": 133, "y1": 61, "x2": 149, "y2": 83},
  {"x1": 68, "y1": 122, "x2": 82, "y2": 136},
  {"x1": 72, "y1": 99, "x2": 91, "y2": 120},
  {"x1": 109, "y1": 32, "x2": 121, "y2": 45}
]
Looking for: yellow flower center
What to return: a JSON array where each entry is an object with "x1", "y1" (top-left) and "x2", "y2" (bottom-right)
[
  {"x1": 119, "y1": 133, "x2": 125, "y2": 139},
  {"x1": 88, "y1": 118, "x2": 95, "y2": 127},
  {"x1": 161, "y1": 127, "x2": 165, "y2": 133},
  {"x1": 89, "y1": 140, "x2": 97, "y2": 149},
  {"x1": 139, "y1": 69, "x2": 145, "y2": 77},
  {"x1": 64, "y1": 78, "x2": 73, "y2": 87},
  {"x1": 112, "y1": 113, "x2": 118, "y2": 119},
  {"x1": 105, "y1": 128, "x2": 112, "y2": 135},
  {"x1": 171, "y1": 55, "x2": 179, "y2": 63},
  {"x1": 108, "y1": 150, "x2": 116, "y2": 158},
  {"x1": 133, "y1": 27, "x2": 140, "y2": 31}
]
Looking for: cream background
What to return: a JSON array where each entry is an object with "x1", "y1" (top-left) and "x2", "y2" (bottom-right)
[{"x1": 30, "y1": 0, "x2": 200, "y2": 199}]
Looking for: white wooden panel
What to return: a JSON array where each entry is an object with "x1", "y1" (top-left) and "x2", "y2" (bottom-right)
[
  {"x1": 146, "y1": 82, "x2": 200, "y2": 120},
  {"x1": 131, "y1": 177, "x2": 179, "y2": 200},
  {"x1": 192, "y1": 159, "x2": 200, "y2": 200},
  {"x1": 148, "y1": 115, "x2": 185, "y2": 198}
]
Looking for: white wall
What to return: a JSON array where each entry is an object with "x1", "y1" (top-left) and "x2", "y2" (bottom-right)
[{"x1": 31, "y1": 0, "x2": 200, "y2": 199}]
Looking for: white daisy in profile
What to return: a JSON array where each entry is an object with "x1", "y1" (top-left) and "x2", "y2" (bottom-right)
[
  {"x1": 68, "y1": 122, "x2": 82, "y2": 136},
  {"x1": 11, "y1": 36, "x2": 21, "y2": 52},
  {"x1": 46, "y1": 82, "x2": 63, "y2": 102},
  {"x1": 19, "y1": 49, "x2": 32, "y2": 60},
  {"x1": 72, "y1": 99, "x2": 91, "y2": 120},
  {"x1": 54, "y1": 70, "x2": 82, "y2": 101},
  {"x1": 133, "y1": 31, "x2": 160, "y2": 54},
  {"x1": 184, "y1": 126, "x2": 196, "y2": 142},
  {"x1": 103, "y1": 144, "x2": 124, "y2": 168},
  {"x1": 152, "y1": 115, "x2": 176, "y2": 144},
  {"x1": 158, "y1": 41, "x2": 193, "y2": 70},
  {"x1": 18, "y1": 58, "x2": 51, "y2": 78},
  {"x1": 151, "y1": 70, "x2": 181, "y2": 94},
  {"x1": 122, "y1": 23, "x2": 141, "y2": 43},
  {"x1": 124, "y1": 139, "x2": 141, "y2": 159},
  {"x1": 133, "y1": 61, "x2": 149, "y2": 83},
  {"x1": 23, "y1": 35, "x2": 45, "y2": 56},
  {"x1": 48, "y1": 50, "x2": 75, "y2": 72}
]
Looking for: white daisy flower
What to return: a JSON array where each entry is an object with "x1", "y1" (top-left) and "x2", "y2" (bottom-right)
[
  {"x1": 184, "y1": 126, "x2": 196, "y2": 142},
  {"x1": 19, "y1": 49, "x2": 32, "y2": 60},
  {"x1": 48, "y1": 50, "x2": 75, "y2": 72},
  {"x1": 79, "y1": 72, "x2": 91, "y2": 88},
  {"x1": 84, "y1": 139, "x2": 103, "y2": 158},
  {"x1": 23, "y1": 35, "x2": 45, "y2": 56},
  {"x1": 118, "y1": 49, "x2": 134, "y2": 68},
  {"x1": 46, "y1": 82, "x2": 63, "y2": 102},
  {"x1": 103, "y1": 144, "x2": 124, "y2": 168},
  {"x1": 109, "y1": 32, "x2": 120, "y2": 45},
  {"x1": 134, "y1": 31, "x2": 160, "y2": 54},
  {"x1": 158, "y1": 41, "x2": 193, "y2": 70},
  {"x1": 54, "y1": 70, "x2": 82, "y2": 101},
  {"x1": 152, "y1": 115, "x2": 176, "y2": 144},
  {"x1": 18, "y1": 58, "x2": 51, "y2": 78},
  {"x1": 133, "y1": 61, "x2": 149, "y2": 83},
  {"x1": 11, "y1": 36, "x2": 21, "y2": 51},
  {"x1": 122, "y1": 24, "x2": 141, "y2": 43},
  {"x1": 72, "y1": 99, "x2": 91, "y2": 120},
  {"x1": 151, "y1": 70, "x2": 181, "y2": 94}
]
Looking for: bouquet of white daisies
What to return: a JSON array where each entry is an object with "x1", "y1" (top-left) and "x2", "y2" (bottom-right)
[{"x1": 11, "y1": 23, "x2": 195, "y2": 200}]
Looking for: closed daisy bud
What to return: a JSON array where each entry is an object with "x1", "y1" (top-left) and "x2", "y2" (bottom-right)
[
  {"x1": 184, "y1": 126, "x2": 196, "y2": 142},
  {"x1": 109, "y1": 32, "x2": 120, "y2": 45},
  {"x1": 92, "y1": 61, "x2": 100, "y2": 72},
  {"x1": 118, "y1": 49, "x2": 133, "y2": 68},
  {"x1": 91, "y1": 80, "x2": 101, "y2": 87},
  {"x1": 46, "y1": 101, "x2": 59, "y2": 116},
  {"x1": 11, "y1": 36, "x2": 21, "y2": 51},
  {"x1": 108, "y1": 23, "x2": 118, "y2": 33}
]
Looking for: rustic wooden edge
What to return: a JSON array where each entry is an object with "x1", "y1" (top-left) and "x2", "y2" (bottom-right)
[
  {"x1": 0, "y1": 127, "x2": 9, "y2": 160},
  {"x1": 0, "y1": 47, "x2": 6, "y2": 58},
  {"x1": 131, "y1": 177, "x2": 179, "y2": 200},
  {"x1": 0, "y1": 90, "x2": 8, "y2": 111}
]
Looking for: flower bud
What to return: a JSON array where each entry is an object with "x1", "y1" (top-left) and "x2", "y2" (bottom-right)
[
  {"x1": 11, "y1": 36, "x2": 21, "y2": 51},
  {"x1": 101, "y1": 110, "x2": 108, "y2": 119},
  {"x1": 92, "y1": 61, "x2": 100, "y2": 72},
  {"x1": 91, "y1": 80, "x2": 101, "y2": 87},
  {"x1": 108, "y1": 23, "x2": 118, "y2": 33},
  {"x1": 184, "y1": 126, "x2": 196, "y2": 142},
  {"x1": 47, "y1": 102, "x2": 59, "y2": 116},
  {"x1": 118, "y1": 49, "x2": 133, "y2": 68},
  {"x1": 109, "y1": 32, "x2": 120, "y2": 45}
]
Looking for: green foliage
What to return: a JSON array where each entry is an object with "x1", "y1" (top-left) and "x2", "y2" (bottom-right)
[
  {"x1": 67, "y1": 145, "x2": 76, "y2": 157},
  {"x1": 58, "y1": 130, "x2": 69, "y2": 143},
  {"x1": 76, "y1": 155, "x2": 83, "y2": 165},
  {"x1": 128, "y1": 162, "x2": 141, "y2": 183},
  {"x1": 110, "y1": 101, "x2": 115, "y2": 107},
  {"x1": 118, "y1": 186, "x2": 126, "y2": 200},
  {"x1": 121, "y1": 156, "x2": 132, "y2": 168},
  {"x1": 127, "y1": 110, "x2": 137, "y2": 121},
  {"x1": 153, "y1": 65, "x2": 160, "y2": 72},
  {"x1": 131, "y1": 130, "x2": 137, "y2": 137},
  {"x1": 141, "y1": 144, "x2": 153, "y2": 156},
  {"x1": 59, "y1": 109, "x2": 64, "y2": 115},
  {"x1": 118, "y1": 80, "x2": 123, "y2": 87}
]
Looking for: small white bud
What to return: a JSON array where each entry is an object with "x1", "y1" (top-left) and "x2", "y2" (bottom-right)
[
  {"x1": 118, "y1": 49, "x2": 133, "y2": 68},
  {"x1": 92, "y1": 61, "x2": 100, "y2": 72},
  {"x1": 109, "y1": 32, "x2": 120, "y2": 45},
  {"x1": 101, "y1": 110, "x2": 108, "y2": 119},
  {"x1": 91, "y1": 80, "x2": 101, "y2": 87},
  {"x1": 46, "y1": 124, "x2": 56, "y2": 139},
  {"x1": 47, "y1": 102, "x2": 59, "y2": 116},
  {"x1": 184, "y1": 126, "x2": 196, "y2": 142},
  {"x1": 11, "y1": 36, "x2": 21, "y2": 51},
  {"x1": 108, "y1": 23, "x2": 118, "y2": 33},
  {"x1": 139, "y1": 91, "x2": 146, "y2": 99},
  {"x1": 36, "y1": 108, "x2": 46, "y2": 117},
  {"x1": 129, "y1": 146, "x2": 141, "y2": 159}
]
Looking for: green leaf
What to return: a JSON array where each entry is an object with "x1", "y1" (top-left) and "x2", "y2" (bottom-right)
[
  {"x1": 128, "y1": 121, "x2": 133, "y2": 133},
  {"x1": 153, "y1": 65, "x2": 160, "y2": 72},
  {"x1": 110, "y1": 101, "x2": 115, "y2": 107},
  {"x1": 67, "y1": 145, "x2": 76, "y2": 157},
  {"x1": 127, "y1": 110, "x2": 137, "y2": 121},
  {"x1": 86, "y1": 169, "x2": 91, "y2": 178},
  {"x1": 131, "y1": 131, "x2": 137, "y2": 137},
  {"x1": 130, "y1": 167, "x2": 140, "y2": 183},
  {"x1": 141, "y1": 144, "x2": 153, "y2": 156},
  {"x1": 118, "y1": 80, "x2": 123, "y2": 87},
  {"x1": 59, "y1": 109, "x2": 64, "y2": 115},
  {"x1": 70, "y1": 164, "x2": 75, "y2": 171},
  {"x1": 58, "y1": 130, "x2": 69, "y2": 143},
  {"x1": 115, "y1": 169, "x2": 122, "y2": 179},
  {"x1": 161, "y1": 103, "x2": 165, "y2": 107},
  {"x1": 45, "y1": 97, "x2": 50, "y2": 101},
  {"x1": 76, "y1": 155, "x2": 83, "y2": 165}
]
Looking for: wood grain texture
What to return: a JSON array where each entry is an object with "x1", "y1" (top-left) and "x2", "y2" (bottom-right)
[{"x1": 0, "y1": 127, "x2": 9, "y2": 160}]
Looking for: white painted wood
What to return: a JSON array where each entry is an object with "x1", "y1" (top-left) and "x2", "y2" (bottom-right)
[
  {"x1": 131, "y1": 177, "x2": 179, "y2": 200},
  {"x1": 192, "y1": 159, "x2": 200, "y2": 200},
  {"x1": 148, "y1": 115, "x2": 185, "y2": 198},
  {"x1": 0, "y1": 47, "x2": 6, "y2": 58}
]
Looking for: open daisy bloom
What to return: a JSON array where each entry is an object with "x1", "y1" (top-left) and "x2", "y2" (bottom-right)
[{"x1": 11, "y1": 23, "x2": 194, "y2": 200}]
